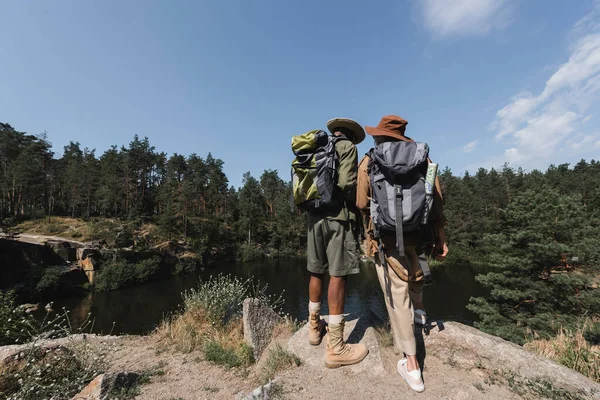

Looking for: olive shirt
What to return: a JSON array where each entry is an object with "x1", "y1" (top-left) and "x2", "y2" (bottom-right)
[
  {"x1": 306, "y1": 138, "x2": 358, "y2": 226},
  {"x1": 356, "y1": 154, "x2": 446, "y2": 257}
]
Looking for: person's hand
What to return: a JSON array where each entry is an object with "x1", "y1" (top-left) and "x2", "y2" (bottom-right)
[{"x1": 435, "y1": 241, "x2": 449, "y2": 261}]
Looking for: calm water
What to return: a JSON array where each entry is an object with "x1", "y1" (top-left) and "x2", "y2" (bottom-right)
[{"x1": 50, "y1": 258, "x2": 484, "y2": 335}]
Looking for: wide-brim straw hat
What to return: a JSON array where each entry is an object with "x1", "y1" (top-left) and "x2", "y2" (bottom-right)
[
  {"x1": 326, "y1": 118, "x2": 366, "y2": 144},
  {"x1": 365, "y1": 115, "x2": 413, "y2": 142}
]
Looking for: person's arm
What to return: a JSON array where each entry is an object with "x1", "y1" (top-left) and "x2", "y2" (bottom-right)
[
  {"x1": 429, "y1": 175, "x2": 448, "y2": 260},
  {"x1": 337, "y1": 141, "x2": 358, "y2": 206},
  {"x1": 356, "y1": 155, "x2": 370, "y2": 211}
]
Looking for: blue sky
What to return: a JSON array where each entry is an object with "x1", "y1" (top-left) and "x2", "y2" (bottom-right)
[{"x1": 2, "y1": 0, "x2": 600, "y2": 188}]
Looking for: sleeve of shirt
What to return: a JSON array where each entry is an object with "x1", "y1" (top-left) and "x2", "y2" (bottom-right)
[
  {"x1": 428, "y1": 175, "x2": 446, "y2": 228},
  {"x1": 356, "y1": 155, "x2": 371, "y2": 211},
  {"x1": 337, "y1": 141, "x2": 358, "y2": 205}
]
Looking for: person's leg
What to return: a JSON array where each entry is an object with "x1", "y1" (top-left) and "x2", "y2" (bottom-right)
[
  {"x1": 307, "y1": 218, "x2": 327, "y2": 345},
  {"x1": 324, "y1": 219, "x2": 368, "y2": 368},
  {"x1": 404, "y1": 249, "x2": 422, "y2": 371},
  {"x1": 374, "y1": 247, "x2": 424, "y2": 392},
  {"x1": 374, "y1": 249, "x2": 417, "y2": 357},
  {"x1": 409, "y1": 253, "x2": 426, "y2": 323},
  {"x1": 327, "y1": 275, "x2": 345, "y2": 315}
]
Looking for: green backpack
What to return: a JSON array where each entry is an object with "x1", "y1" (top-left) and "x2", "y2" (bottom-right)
[{"x1": 291, "y1": 129, "x2": 347, "y2": 213}]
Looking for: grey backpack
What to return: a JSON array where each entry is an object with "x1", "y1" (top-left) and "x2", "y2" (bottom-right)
[{"x1": 368, "y1": 141, "x2": 429, "y2": 256}]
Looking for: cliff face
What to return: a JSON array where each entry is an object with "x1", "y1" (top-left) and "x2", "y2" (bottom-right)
[{"x1": 0, "y1": 238, "x2": 65, "y2": 289}]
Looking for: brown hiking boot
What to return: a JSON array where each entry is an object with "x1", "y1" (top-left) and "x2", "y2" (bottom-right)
[
  {"x1": 308, "y1": 312, "x2": 325, "y2": 346},
  {"x1": 324, "y1": 320, "x2": 369, "y2": 368}
]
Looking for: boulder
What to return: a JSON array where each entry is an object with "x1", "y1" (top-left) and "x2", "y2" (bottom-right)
[
  {"x1": 241, "y1": 379, "x2": 280, "y2": 400},
  {"x1": 76, "y1": 248, "x2": 97, "y2": 261},
  {"x1": 287, "y1": 314, "x2": 385, "y2": 376},
  {"x1": 243, "y1": 298, "x2": 280, "y2": 361},
  {"x1": 46, "y1": 240, "x2": 77, "y2": 262},
  {"x1": 72, "y1": 372, "x2": 140, "y2": 400},
  {"x1": 423, "y1": 321, "x2": 600, "y2": 398}
]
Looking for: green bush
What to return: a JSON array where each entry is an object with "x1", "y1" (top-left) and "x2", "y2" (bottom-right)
[
  {"x1": 95, "y1": 256, "x2": 163, "y2": 291},
  {"x1": 0, "y1": 290, "x2": 30, "y2": 345},
  {"x1": 202, "y1": 340, "x2": 254, "y2": 369},
  {"x1": 0, "y1": 311, "x2": 108, "y2": 399},
  {"x1": 35, "y1": 266, "x2": 63, "y2": 298},
  {"x1": 114, "y1": 227, "x2": 134, "y2": 248},
  {"x1": 182, "y1": 274, "x2": 249, "y2": 325},
  {"x1": 236, "y1": 243, "x2": 264, "y2": 262}
]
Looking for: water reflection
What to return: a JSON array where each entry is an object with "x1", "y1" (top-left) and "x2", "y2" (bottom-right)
[{"x1": 52, "y1": 259, "x2": 484, "y2": 335}]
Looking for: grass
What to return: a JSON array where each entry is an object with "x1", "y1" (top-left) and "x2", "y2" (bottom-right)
[
  {"x1": 203, "y1": 339, "x2": 254, "y2": 369},
  {"x1": 524, "y1": 321, "x2": 600, "y2": 383},
  {"x1": 373, "y1": 321, "x2": 394, "y2": 348},
  {"x1": 260, "y1": 343, "x2": 301, "y2": 384},
  {"x1": 481, "y1": 368, "x2": 587, "y2": 400},
  {"x1": 0, "y1": 315, "x2": 111, "y2": 400},
  {"x1": 155, "y1": 274, "x2": 285, "y2": 373}
]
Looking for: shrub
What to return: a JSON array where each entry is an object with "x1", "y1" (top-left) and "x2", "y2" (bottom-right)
[
  {"x1": 95, "y1": 256, "x2": 163, "y2": 291},
  {"x1": 0, "y1": 290, "x2": 30, "y2": 346},
  {"x1": 182, "y1": 274, "x2": 249, "y2": 326},
  {"x1": 525, "y1": 322, "x2": 600, "y2": 383},
  {"x1": 0, "y1": 310, "x2": 110, "y2": 399},
  {"x1": 35, "y1": 266, "x2": 63, "y2": 298},
  {"x1": 203, "y1": 339, "x2": 254, "y2": 369},
  {"x1": 260, "y1": 343, "x2": 301, "y2": 384},
  {"x1": 237, "y1": 243, "x2": 264, "y2": 262},
  {"x1": 155, "y1": 274, "x2": 285, "y2": 366}
]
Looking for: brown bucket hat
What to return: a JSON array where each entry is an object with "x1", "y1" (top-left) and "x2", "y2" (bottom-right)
[
  {"x1": 365, "y1": 115, "x2": 413, "y2": 142},
  {"x1": 326, "y1": 118, "x2": 366, "y2": 144}
]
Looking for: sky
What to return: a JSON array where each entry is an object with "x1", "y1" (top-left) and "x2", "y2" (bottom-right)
[{"x1": 2, "y1": 0, "x2": 600, "y2": 188}]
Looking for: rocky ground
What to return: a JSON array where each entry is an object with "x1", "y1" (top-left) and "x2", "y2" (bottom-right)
[
  {"x1": 93, "y1": 318, "x2": 600, "y2": 399},
  {"x1": 2, "y1": 316, "x2": 599, "y2": 399}
]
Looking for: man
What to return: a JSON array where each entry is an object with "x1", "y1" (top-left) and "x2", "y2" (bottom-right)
[
  {"x1": 307, "y1": 117, "x2": 369, "y2": 369},
  {"x1": 357, "y1": 115, "x2": 448, "y2": 392}
]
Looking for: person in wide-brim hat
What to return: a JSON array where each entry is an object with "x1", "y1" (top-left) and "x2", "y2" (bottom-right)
[
  {"x1": 326, "y1": 117, "x2": 366, "y2": 144},
  {"x1": 365, "y1": 115, "x2": 413, "y2": 142}
]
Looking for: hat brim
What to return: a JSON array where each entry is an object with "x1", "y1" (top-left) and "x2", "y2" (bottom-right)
[
  {"x1": 365, "y1": 126, "x2": 412, "y2": 142},
  {"x1": 326, "y1": 118, "x2": 366, "y2": 144}
]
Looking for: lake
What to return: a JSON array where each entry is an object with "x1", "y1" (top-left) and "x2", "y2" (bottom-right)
[{"x1": 51, "y1": 258, "x2": 484, "y2": 335}]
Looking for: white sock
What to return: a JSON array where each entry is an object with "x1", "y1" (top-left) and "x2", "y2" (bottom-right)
[
  {"x1": 329, "y1": 314, "x2": 343, "y2": 325},
  {"x1": 309, "y1": 301, "x2": 321, "y2": 313}
]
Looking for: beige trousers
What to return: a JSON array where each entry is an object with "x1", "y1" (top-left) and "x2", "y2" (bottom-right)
[{"x1": 374, "y1": 246, "x2": 424, "y2": 356}]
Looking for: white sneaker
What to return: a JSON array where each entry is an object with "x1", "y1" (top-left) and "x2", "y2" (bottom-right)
[
  {"x1": 414, "y1": 309, "x2": 427, "y2": 326},
  {"x1": 397, "y1": 358, "x2": 425, "y2": 392}
]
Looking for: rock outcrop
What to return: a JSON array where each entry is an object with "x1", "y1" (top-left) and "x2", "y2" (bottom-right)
[
  {"x1": 287, "y1": 314, "x2": 385, "y2": 376},
  {"x1": 243, "y1": 298, "x2": 280, "y2": 360},
  {"x1": 72, "y1": 371, "x2": 141, "y2": 400},
  {"x1": 422, "y1": 320, "x2": 600, "y2": 398}
]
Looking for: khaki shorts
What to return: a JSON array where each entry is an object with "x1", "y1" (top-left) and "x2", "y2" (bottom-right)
[{"x1": 307, "y1": 218, "x2": 359, "y2": 276}]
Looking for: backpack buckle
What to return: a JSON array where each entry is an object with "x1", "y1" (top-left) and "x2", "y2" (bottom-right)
[{"x1": 395, "y1": 186, "x2": 403, "y2": 198}]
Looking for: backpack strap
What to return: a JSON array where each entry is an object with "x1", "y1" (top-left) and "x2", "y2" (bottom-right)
[
  {"x1": 378, "y1": 239, "x2": 394, "y2": 305},
  {"x1": 394, "y1": 184, "x2": 405, "y2": 257}
]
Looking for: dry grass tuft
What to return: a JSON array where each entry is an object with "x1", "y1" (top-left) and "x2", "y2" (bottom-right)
[
  {"x1": 260, "y1": 343, "x2": 301, "y2": 384},
  {"x1": 525, "y1": 324, "x2": 599, "y2": 383},
  {"x1": 154, "y1": 305, "x2": 252, "y2": 369},
  {"x1": 373, "y1": 321, "x2": 394, "y2": 348}
]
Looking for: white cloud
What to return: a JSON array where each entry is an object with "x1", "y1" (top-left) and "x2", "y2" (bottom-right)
[
  {"x1": 420, "y1": 0, "x2": 512, "y2": 38},
  {"x1": 463, "y1": 140, "x2": 477, "y2": 153},
  {"x1": 490, "y1": 3, "x2": 600, "y2": 168}
]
